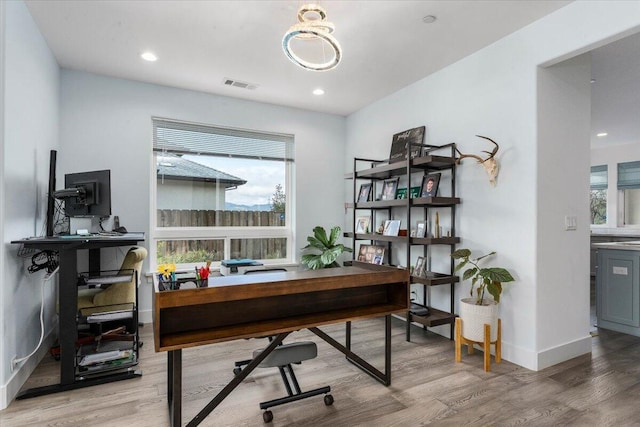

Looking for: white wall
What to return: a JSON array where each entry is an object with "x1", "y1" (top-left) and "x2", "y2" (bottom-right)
[
  {"x1": 345, "y1": 1, "x2": 640, "y2": 370},
  {"x1": 536, "y1": 54, "x2": 592, "y2": 368},
  {"x1": 1, "y1": 0, "x2": 60, "y2": 408},
  {"x1": 591, "y1": 143, "x2": 640, "y2": 231},
  {"x1": 59, "y1": 70, "x2": 346, "y2": 322}
]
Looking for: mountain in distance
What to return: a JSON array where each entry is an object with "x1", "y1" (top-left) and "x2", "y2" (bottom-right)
[{"x1": 225, "y1": 202, "x2": 272, "y2": 211}]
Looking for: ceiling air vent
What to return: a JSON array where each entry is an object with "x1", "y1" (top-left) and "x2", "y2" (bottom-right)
[{"x1": 223, "y1": 78, "x2": 258, "y2": 90}]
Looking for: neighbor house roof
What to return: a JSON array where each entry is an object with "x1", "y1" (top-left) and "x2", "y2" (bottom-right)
[{"x1": 157, "y1": 155, "x2": 247, "y2": 186}]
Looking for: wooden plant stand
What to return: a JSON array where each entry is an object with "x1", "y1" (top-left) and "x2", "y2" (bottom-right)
[{"x1": 455, "y1": 317, "x2": 501, "y2": 372}]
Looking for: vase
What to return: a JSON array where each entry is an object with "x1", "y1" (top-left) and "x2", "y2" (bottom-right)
[{"x1": 459, "y1": 298, "x2": 498, "y2": 342}]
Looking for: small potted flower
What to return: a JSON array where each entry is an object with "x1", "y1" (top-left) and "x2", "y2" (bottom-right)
[{"x1": 157, "y1": 263, "x2": 177, "y2": 289}]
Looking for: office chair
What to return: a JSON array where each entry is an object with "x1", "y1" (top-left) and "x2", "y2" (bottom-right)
[
  {"x1": 234, "y1": 268, "x2": 333, "y2": 423},
  {"x1": 77, "y1": 246, "x2": 147, "y2": 311},
  {"x1": 77, "y1": 246, "x2": 147, "y2": 347}
]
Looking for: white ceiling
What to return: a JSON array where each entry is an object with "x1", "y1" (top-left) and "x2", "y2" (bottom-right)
[
  {"x1": 23, "y1": 1, "x2": 639, "y2": 148},
  {"x1": 25, "y1": 0, "x2": 571, "y2": 117}
]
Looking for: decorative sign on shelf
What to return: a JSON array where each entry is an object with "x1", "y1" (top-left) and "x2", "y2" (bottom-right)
[{"x1": 388, "y1": 126, "x2": 426, "y2": 164}]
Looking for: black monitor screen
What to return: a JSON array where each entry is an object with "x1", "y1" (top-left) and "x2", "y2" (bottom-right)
[{"x1": 63, "y1": 170, "x2": 111, "y2": 217}]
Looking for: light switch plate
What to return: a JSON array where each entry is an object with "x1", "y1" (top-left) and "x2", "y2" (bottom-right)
[{"x1": 565, "y1": 215, "x2": 577, "y2": 231}]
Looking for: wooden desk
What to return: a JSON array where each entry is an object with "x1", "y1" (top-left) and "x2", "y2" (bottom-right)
[
  {"x1": 11, "y1": 233, "x2": 145, "y2": 398},
  {"x1": 153, "y1": 263, "x2": 409, "y2": 427}
]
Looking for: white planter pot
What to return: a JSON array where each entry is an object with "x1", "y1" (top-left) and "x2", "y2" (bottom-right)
[{"x1": 459, "y1": 298, "x2": 498, "y2": 342}]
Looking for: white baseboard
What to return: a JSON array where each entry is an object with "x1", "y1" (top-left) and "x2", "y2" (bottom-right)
[
  {"x1": 138, "y1": 308, "x2": 152, "y2": 325},
  {"x1": 535, "y1": 334, "x2": 592, "y2": 371},
  {"x1": 0, "y1": 322, "x2": 58, "y2": 410}
]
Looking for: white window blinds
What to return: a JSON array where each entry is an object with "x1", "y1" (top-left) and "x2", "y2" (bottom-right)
[{"x1": 152, "y1": 118, "x2": 295, "y2": 162}]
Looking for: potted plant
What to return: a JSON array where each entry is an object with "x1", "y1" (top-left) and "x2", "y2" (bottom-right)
[
  {"x1": 301, "y1": 226, "x2": 352, "y2": 269},
  {"x1": 451, "y1": 248, "x2": 515, "y2": 342}
]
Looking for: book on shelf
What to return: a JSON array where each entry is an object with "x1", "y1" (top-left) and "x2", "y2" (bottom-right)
[{"x1": 79, "y1": 349, "x2": 133, "y2": 367}]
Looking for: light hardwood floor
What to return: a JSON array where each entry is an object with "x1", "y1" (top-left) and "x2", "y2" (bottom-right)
[{"x1": 2, "y1": 317, "x2": 640, "y2": 426}]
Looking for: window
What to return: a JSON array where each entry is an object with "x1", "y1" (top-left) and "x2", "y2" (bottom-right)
[
  {"x1": 618, "y1": 161, "x2": 640, "y2": 226},
  {"x1": 152, "y1": 118, "x2": 294, "y2": 268},
  {"x1": 590, "y1": 165, "x2": 607, "y2": 225}
]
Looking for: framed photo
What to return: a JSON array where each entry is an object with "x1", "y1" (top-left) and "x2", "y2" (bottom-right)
[
  {"x1": 357, "y1": 183, "x2": 372, "y2": 203},
  {"x1": 409, "y1": 186, "x2": 421, "y2": 199},
  {"x1": 414, "y1": 256, "x2": 426, "y2": 277},
  {"x1": 421, "y1": 173, "x2": 441, "y2": 198},
  {"x1": 357, "y1": 244, "x2": 386, "y2": 265},
  {"x1": 355, "y1": 216, "x2": 371, "y2": 234},
  {"x1": 381, "y1": 177, "x2": 399, "y2": 201},
  {"x1": 388, "y1": 126, "x2": 426, "y2": 164},
  {"x1": 415, "y1": 220, "x2": 426, "y2": 238},
  {"x1": 383, "y1": 219, "x2": 401, "y2": 236}
]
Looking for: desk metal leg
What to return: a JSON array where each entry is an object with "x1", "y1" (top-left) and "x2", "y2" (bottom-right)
[
  {"x1": 181, "y1": 332, "x2": 291, "y2": 427},
  {"x1": 309, "y1": 315, "x2": 392, "y2": 386},
  {"x1": 58, "y1": 248, "x2": 79, "y2": 385},
  {"x1": 168, "y1": 350, "x2": 182, "y2": 427}
]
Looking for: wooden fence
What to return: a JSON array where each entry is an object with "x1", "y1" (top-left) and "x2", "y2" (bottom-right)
[
  {"x1": 156, "y1": 210, "x2": 286, "y2": 262},
  {"x1": 157, "y1": 209, "x2": 285, "y2": 227}
]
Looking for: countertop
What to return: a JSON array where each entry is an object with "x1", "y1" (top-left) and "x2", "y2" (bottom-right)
[{"x1": 592, "y1": 241, "x2": 640, "y2": 251}]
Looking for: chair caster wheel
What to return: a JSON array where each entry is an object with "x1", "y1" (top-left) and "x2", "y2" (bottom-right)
[
  {"x1": 233, "y1": 367, "x2": 241, "y2": 376},
  {"x1": 324, "y1": 394, "x2": 334, "y2": 406},
  {"x1": 263, "y1": 410, "x2": 273, "y2": 423}
]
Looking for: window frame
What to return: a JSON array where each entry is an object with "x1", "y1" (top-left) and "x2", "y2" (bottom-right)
[{"x1": 150, "y1": 119, "x2": 295, "y2": 270}]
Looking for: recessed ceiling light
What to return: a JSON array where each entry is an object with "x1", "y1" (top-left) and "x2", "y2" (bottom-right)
[
  {"x1": 422, "y1": 15, "x2": 437, "y2": 24},
  {"x1": 313, "y1": 88, "x2": 325, "y2": 96},
  {"x1": 597, "y1": 132, "x2": 608, "y2": 137},
  {"x1": 141, "y1": 52, "x2": 158, "y2": 62},
  {"x1": 590, "y1": 78, "x2": 596, "y2": 83}
]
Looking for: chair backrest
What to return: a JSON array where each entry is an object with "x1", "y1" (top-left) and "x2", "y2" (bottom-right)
[{"x1": 92, "y1": 246, "x2": 147, "y2": 307}]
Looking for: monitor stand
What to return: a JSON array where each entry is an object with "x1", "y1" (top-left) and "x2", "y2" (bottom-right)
[{"x1": 70, "y1": 217, "x2": 100, "y2": 235}]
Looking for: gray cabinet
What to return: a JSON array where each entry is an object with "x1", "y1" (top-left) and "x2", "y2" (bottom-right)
[{"x1": 597, "y1": 248, "x2": 640, "y2": 335}]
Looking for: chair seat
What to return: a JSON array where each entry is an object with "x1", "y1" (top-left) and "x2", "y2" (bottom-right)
[
  {"x1": 253, "y1": 341, "x2": 317, "y2": 368},
  {"x1": 77, "y1": 288, "x2": 103, "y2": 309}
]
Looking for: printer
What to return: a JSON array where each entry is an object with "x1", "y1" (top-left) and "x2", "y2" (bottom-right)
[{"x1": 220, "y1": 258, "x2": 264, "y2": 276}]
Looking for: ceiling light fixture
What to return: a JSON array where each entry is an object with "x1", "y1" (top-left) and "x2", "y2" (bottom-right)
[
  {"x1": 312, "y1": 88, "x2": 325, "y2": 95},
  {"x1": 282, "y1": 3, "x2": 342, "y2": 72},
  {"x1": 141, "y1": 52, "x2": 158, "y2": 62},
  {"x1": 597, "y1": 132, "x2": 608, "y2": 137},
  {"x1": 422, "y1": 15, "x2": 437, "y2": 24}
]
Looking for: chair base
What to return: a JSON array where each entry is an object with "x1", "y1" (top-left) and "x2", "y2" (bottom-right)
[
  {"x1": 234, "y1": 355, "x2": 333, "y2": 423},
  {"x1": 455, "y1": 317, "x2": 502, "y2": 372}
]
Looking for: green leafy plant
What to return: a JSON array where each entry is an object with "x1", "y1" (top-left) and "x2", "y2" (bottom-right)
[
  {"x1": 451, "y1": 248, "x2": 515, "y2": 305},
  {"x1": 301, "y1": 226, "x2": 352, "y2": 269}
]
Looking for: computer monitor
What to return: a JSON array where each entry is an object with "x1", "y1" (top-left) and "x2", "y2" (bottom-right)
[{"x1": 56, "y1": 170, "x2": 111, "y2": 218}]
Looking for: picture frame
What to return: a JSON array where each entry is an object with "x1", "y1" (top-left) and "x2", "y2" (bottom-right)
[
  {"x1": 381, "y1": 177, "x2": 399, "y2": 201},
  {"x1": 409, "y1": 186, "x2": 421, "y2": 199},
  {"x1": 420, "y1": 173, "x2": 441, "y2": 198},
  {"x1": 397, "y1": 187, "x2": 421, "y2": 200},
  {"x1": 415, "y1": 220, "x2": 426, "y2": 238},
  {"x1": 357, "y1": 183, "x2": 372, "y2": 203},
  {"x1": 383, "y1": 219, "x2": 401, "y2": 236},
  {"x1": 355, "y1": 216, "x2": 371, "y2": 234},
  {"x1": 357, "y1": 244, "x2": 386, "y2": 265},
  {"x1": 414, "y1": 256, "x2": 426, "y2": 277},
  {"x1": 388, "y1": 126, "x2": 426, "y2": 164}
]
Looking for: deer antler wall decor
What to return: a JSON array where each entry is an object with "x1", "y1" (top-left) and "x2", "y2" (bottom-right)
[{"x1": 455, "y1": 135, "x2": 501, "y2": 186}]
